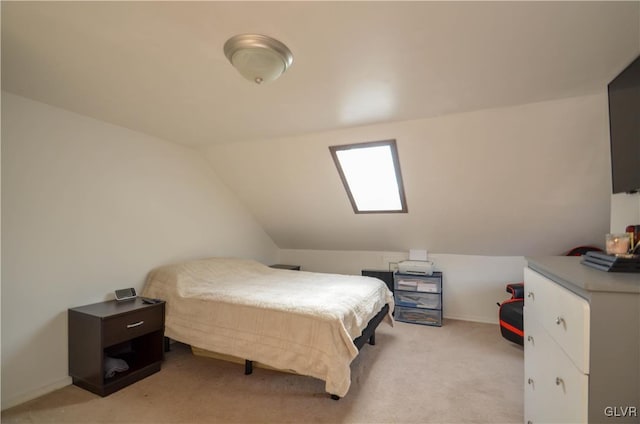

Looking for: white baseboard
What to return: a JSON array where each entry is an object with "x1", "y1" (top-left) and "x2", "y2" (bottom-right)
[{"x1": 1, "y1": 376, "x2": 72, "y2": 411}]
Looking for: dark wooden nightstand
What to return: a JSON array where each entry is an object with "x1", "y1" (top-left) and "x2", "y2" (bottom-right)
[
  {"x1": 68, "y1": 298, "x2": 165, "y2": 396},
  {"x1": 269, "y1": 264, "x2": 301, "y2": 270}
]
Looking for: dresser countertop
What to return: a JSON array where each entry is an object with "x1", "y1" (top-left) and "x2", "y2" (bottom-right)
[{"x1": 526, "y1": 256, "x2": 640, "y2": 295}]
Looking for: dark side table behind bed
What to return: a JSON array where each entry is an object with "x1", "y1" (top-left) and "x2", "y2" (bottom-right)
[
  {"x1": 361, "y1": 269, "x2": 394, "y2": 294},
  {"x1": 269, "y1": 264, "x2": 301, "y2": 270}
]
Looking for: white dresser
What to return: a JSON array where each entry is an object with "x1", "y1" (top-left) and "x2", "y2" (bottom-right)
[{"x1": 524, "y1": 257, "x2": 639, "y2": 424}]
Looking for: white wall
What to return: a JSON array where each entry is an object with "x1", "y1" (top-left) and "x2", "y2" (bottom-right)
[
  {"x1": 0, "y1": 92, "x2": 278, "y2": 409},
  {"x1": 610, "y1": 192, "x2": 640, "y2": 233},
  {"x1": 278, "y1": 249, "x2": 525, "y2": 324}
]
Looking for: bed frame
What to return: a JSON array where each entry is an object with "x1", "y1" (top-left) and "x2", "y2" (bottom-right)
[{"x1": 243, "y1": 303, "x2": 390, "y2": 400}]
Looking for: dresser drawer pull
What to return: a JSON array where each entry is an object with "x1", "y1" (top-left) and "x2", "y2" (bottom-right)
[
  {"x1": 527, "y1": 378, "x2": 534, "y2": 385},
  {"x1": 555, "y1": 317, "x2": 565, "y2": 326},
  {"x1": 126, "y1": 320, "x2": 144, "y2": 329},
  {"x1": 527, "y1": 335, "x2": 534, "y2": 344},
  {"x1": 527, "y1": 292, "x2": 534, "y2": 299}
]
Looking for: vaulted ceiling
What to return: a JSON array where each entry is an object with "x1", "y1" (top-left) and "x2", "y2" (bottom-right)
[
  {"x1": 2, "y1": 1, "x2": 639, "y2": 256},
  {"x1": 2, "y1": 1, "x2": 638, "y2": 147}
]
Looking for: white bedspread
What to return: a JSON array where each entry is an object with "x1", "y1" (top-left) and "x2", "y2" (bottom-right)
[{"x1": 142, "y1": 257, "x2": 394, "y2": 397}]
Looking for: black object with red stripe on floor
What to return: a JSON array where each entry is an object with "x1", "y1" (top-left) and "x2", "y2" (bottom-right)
[{"x1": 498, "y1": 283, "x2": 524, "y2": 346}]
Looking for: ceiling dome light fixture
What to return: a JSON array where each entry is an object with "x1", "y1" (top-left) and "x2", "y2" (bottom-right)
[{"x1": 223, "y1": 34, "x2": 294, "y2": 84}]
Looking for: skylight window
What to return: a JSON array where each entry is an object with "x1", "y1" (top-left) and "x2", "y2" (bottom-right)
[{"x1": 329, "y1": 140, "x2": 408, "y2": 213}]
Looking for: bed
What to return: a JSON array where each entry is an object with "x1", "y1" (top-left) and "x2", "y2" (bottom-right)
[{"x1": 141, "y1": 257, "x2": 394, "y2": 398}]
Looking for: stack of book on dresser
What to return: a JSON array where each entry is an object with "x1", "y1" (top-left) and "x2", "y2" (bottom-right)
[{"x1": 581, "y1": 251, "x2": 640, "y2": 273}]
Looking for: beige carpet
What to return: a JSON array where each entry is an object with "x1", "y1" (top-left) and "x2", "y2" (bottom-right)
[{"x1": 2, "y1": 319, "x2": 524, "y2": 423}]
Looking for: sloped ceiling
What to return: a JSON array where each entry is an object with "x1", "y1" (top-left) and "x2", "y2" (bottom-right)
[
  {"x1": 206, "y1": 94, "x2": 614, "y2": 255},
  {"x1": 2, "y1": 1, "x2": 638, "y2": 146},
  {"x1": 2, "y1": 2, "x2": 639, "y2": 256}
]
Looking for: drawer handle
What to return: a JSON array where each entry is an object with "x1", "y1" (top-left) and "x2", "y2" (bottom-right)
[
  {"x1": 527, "y1": 378, "x2": 534, "y2": 385},
  {"x1": 555, "y1": 317, "x2": 565, "y2": 326},
  {"x1": 527, "y1": 292, "x2": 534, "y2": 299},
  {"x1": 527, "y1": 335, "x2": 534, "y2": 344},
  {"x1": 126, "y1": 320, "x2": 144, "y2": 329}
]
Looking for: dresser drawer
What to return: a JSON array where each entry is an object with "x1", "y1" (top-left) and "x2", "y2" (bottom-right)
[
  {"x1": 524, "y1": 316, "x2": 588, "y2": 424},
  {"x1": 103, "y1": 307, "x2": 164, "y2": 347},
  {"x1": 395, "y1": 291, "x2": 441, "y2": 309},
  {"x1": 524, "y1": 268, "x2": 590, "y2": 373}
]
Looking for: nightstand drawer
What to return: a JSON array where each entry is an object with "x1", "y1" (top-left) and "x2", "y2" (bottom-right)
[{"x1": 103, "y1": 307, "x2": 163, "y2": 347}]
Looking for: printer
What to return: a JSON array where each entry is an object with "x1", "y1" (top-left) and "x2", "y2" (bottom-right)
[{"x1": 397, "y1": 260, "x2": 434, "y2": 276}]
